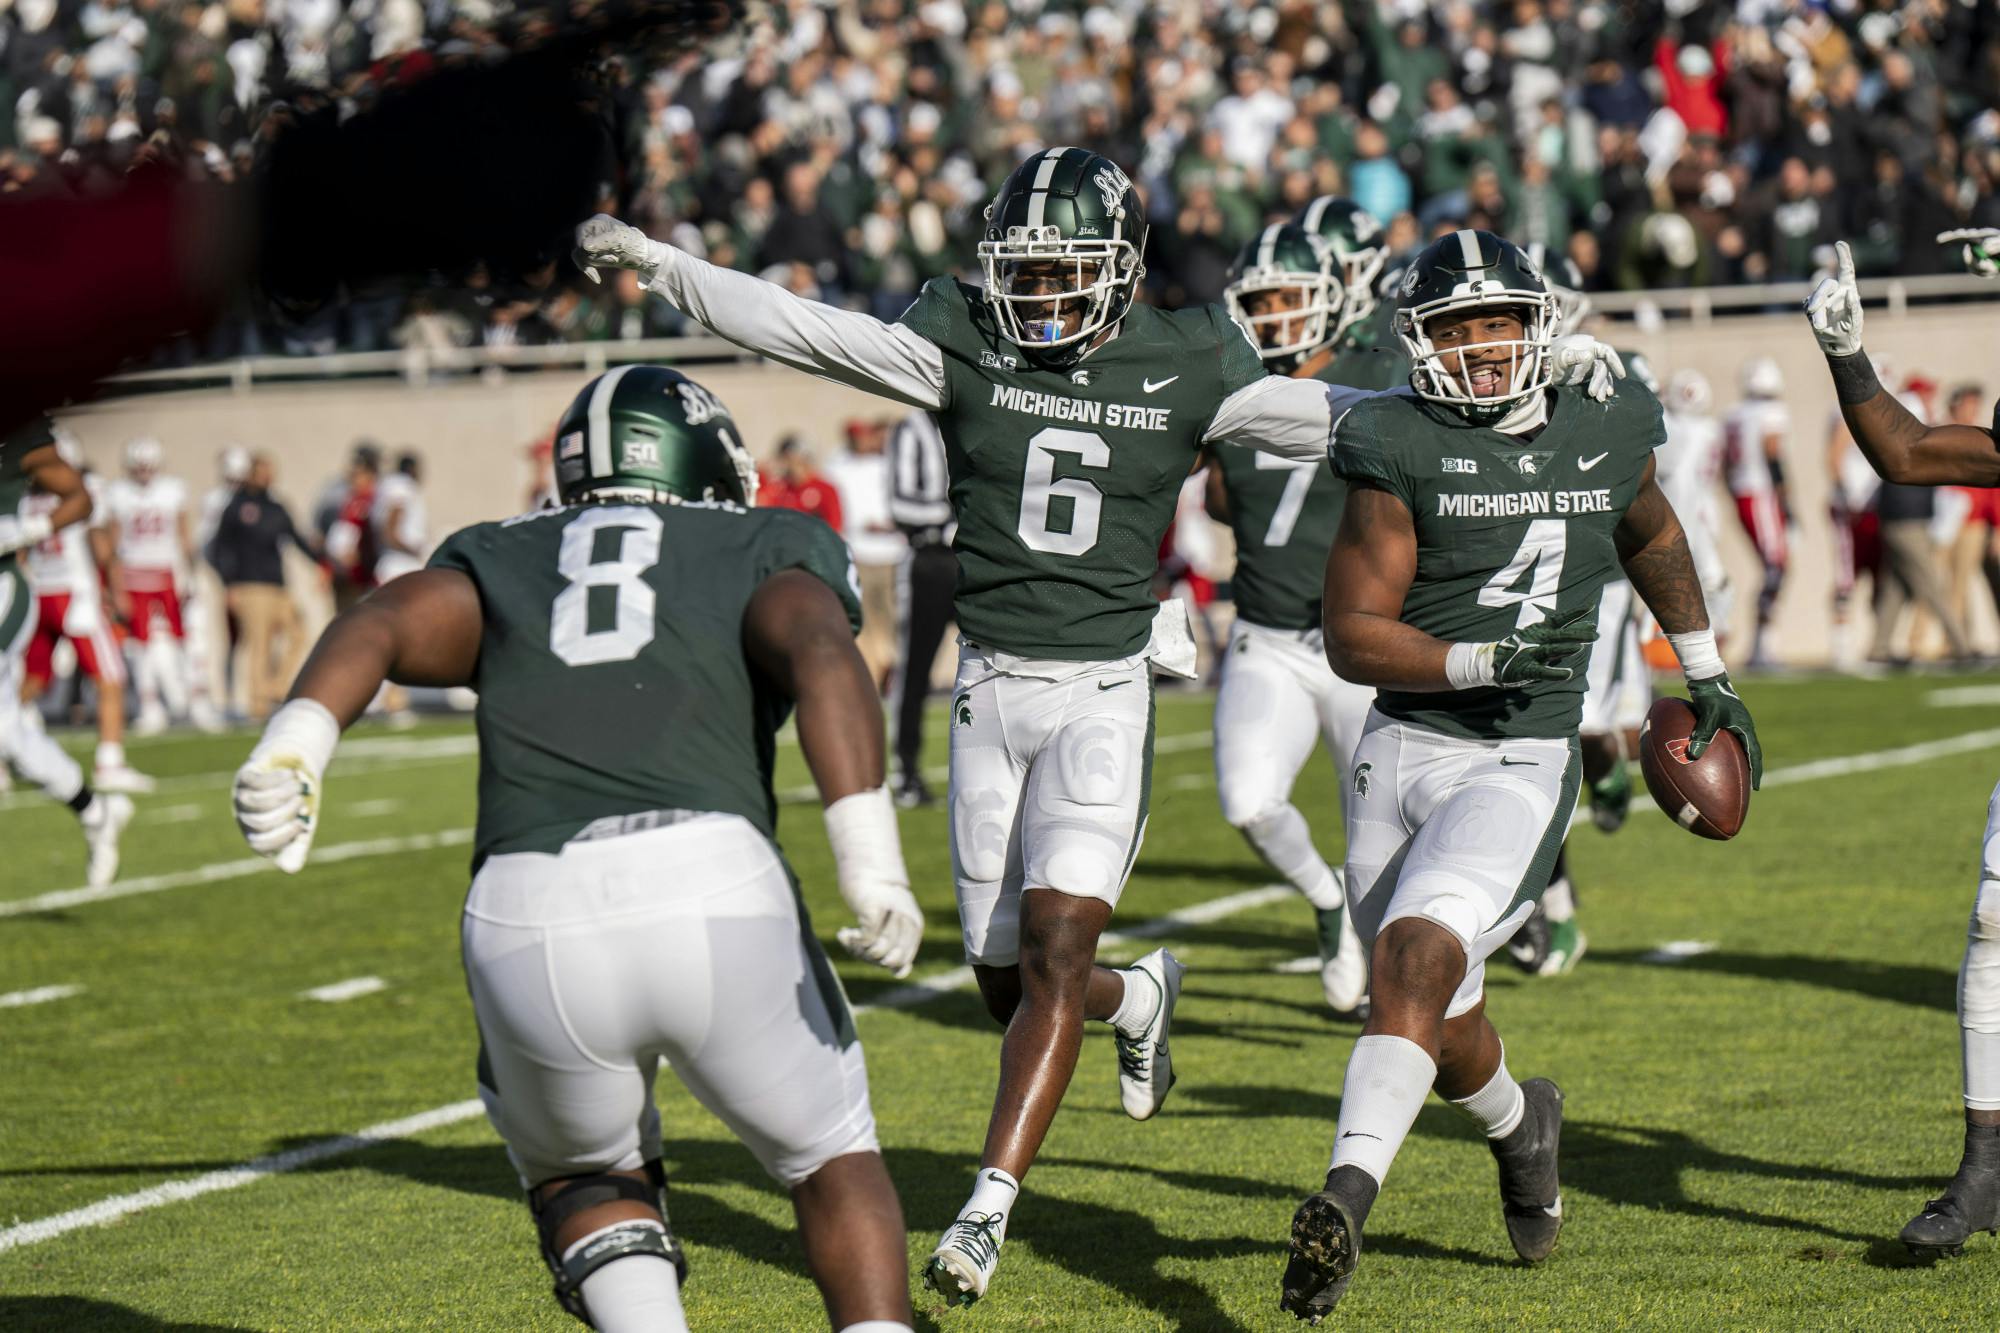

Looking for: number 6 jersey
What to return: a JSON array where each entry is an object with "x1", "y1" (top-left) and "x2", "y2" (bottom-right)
[
  {"x1": 426, "y1": 500, "x2": 861, "y2": 867},
  {"x1": 896, "y1": 276, "x2": 1266, "y2": 660}
]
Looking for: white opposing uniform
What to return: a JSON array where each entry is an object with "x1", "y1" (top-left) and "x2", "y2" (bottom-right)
[
  {"x1": 1578, "y1": 578, "x2": 1647, "y2": 735},
  {"x1": 1724, "y1": 397, "x2": 1791, "y2": 567},
  {"x1": 1213, "y1": 619, "x2": 1374, "y2": 832},
  {"x1": 1344, "y1": 711, "x2": 1580, "y2": 1017},
  {"x1": 463, "y1": 812, "x2": 879, "y2": 1187},
  {"x1": 1657, "y1": 407, "x2": 1733, "y2": 632},
  {"x1": 948, "y1": 644, "x2": 1157, "y2": 966},
  {"x1": 105, "y1": 474, "x2": 188, "y2": 595},
  {"x1": 371, "y1": 471, "x2": 428, "y2": 583},
  {"x1": 20, "y1": 478, "x2": 124, "y2": 685}
]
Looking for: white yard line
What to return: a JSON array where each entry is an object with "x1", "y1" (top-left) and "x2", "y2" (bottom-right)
[
  {"x1": 1638, "y1": 940, "x2": 1719, "y2": 965},
  {"x1": 1927, "y1": 685, "x2": 2000, "y2": 708},
  {"x1": 0, "y1": 830, "x2": 475, "y2": 919},
  {"x1": 0, "y1": 882, "x2": 1290, "y2": 1254},
  {"x1": 146, "y1": 803, "x2": 205, "y2": 823},
  {"x1": 0, "y1": 737, "x2": 480, "y2": 813},
  {"x1": 344, "y1": 800, "x2": 403, "y2": 819},
  {"x1": 300, "y1": 976, "x2": 389, "y2": 1003},
  {"x1": 0, "y1": 984, "x2": 83, "y2": 1009}
]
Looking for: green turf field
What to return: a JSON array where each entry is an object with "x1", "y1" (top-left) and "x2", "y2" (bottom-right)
[{"x1": 4, "y1": 671, "x2": 2000, "y2": 1330}]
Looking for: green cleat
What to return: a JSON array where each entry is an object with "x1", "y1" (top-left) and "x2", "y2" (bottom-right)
[{"x1": 1588, "y1": 759, "x2": 1631, "y2": 833}]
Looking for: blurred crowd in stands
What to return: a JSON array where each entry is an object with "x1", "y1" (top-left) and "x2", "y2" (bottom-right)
[{"x1": 4, "y1": 0, "x2": 1996, "y2": 360}]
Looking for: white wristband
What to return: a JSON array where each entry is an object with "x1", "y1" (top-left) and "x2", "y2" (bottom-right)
[
  {"x1": 823, "y1": 786, "x2": 910, "y2": 907},
  {"x1": 18, "y1": 512, "x2": 51, "y2": 547},
  {"x1": 249, "y1": 698, "x2": 342, "y2": 776},
  {"x1": 1666, "y1": 629, "x2": 1726, "y2": 680},
  {"x1": 1445, "y1": 640, "x2": 1497, "y2": 690}
]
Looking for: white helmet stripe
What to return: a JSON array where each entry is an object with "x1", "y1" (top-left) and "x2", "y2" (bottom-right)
[
  {"x1": 1456, "y1": 229, "x2": 1483, "y2": 269},
  {"x1": 1023, "y1": 147, "x2": 1067, "y2": 231},
  {"x1": 1303, "y1": 195, "x2": 1330, "y2": 233},
  {"x1": 1256, "y1": 223, "x2": 1282, "y2": 269},
  {"x1": 585, "y1": 364, "x2": 638, "y2": 480}
]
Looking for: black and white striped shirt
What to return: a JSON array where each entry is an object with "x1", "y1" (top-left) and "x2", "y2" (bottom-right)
[{"x1": 888, "y1": 411, "x2": 954, "y2": 548}]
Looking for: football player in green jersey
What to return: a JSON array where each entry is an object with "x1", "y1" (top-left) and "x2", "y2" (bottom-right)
[
  {"x1": 231, "y1": 368, "x2": 923, "y2": 1333},
  {"x1": 0, "y1": 415, "x2": 133, "y2": 887},
  {"x1": 1279, "y1": 231, "x2": 1763, "y2": 1322},
  {"x1": 576, "y1": 150, "x2": 1629, "y2": 1306},
  {"x1": 1808, "y1": 236, "x2": 2000, "y2": 1257},
  {"x1": 1207, "y1": 222, "x2": 1411, "y2": 1016},
  {"x1": 1293, "y1": 196, "x2": 1391, "y2": 353}
]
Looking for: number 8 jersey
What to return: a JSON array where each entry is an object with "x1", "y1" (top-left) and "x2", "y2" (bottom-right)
[
  {"x1": 896, "y1": 276, "x2": 1266, "y2": 660},
  {"x1": 426, "y1": 500, "x2": 861, "y2": 868},
  {"x1": 1332, "y1": 379, "x2": 1665, "y2": 740}
]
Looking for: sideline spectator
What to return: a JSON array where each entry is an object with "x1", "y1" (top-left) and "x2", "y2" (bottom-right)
[
  {"x1": 820, "y1": 418, "x2": 903, "y2": 687},
  {"x1": 206, "y1": 453, "x2": 311, "y2": 720},
  {"x1": 759, "y1": 436, "x2": 842, "y2": 534}
]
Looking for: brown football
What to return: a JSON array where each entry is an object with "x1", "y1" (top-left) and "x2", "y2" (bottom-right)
[{"x1": 1638, "y1": 696, "x2": 1751, "y2": 840}]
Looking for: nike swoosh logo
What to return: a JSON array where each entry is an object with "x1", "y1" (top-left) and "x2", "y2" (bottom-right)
[
  {"x1": 983, "y1": 1171, "x2": 1019, "y2": 1193},
  {"x1": 1498, "y1": 757, "x2": 1539, "y2": 766},
  {"x1": 1338, "y1": 1131, "x2": 1381, "y2": 1141},
  {"x1": 1142, "y1": 376, "x2": 1179, "y2": 393},
  {"x1": 1578, "y1": 452, "x2": 1609, "y2": 471},
  {"x1": 1097, "y1": 680, "x2": 1131, "y2": 691}
]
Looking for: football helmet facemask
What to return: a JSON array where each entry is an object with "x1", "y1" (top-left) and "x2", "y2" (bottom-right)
[
  {"x1": 1224, "y1": 223, "x2": 1344, "y2": 372},
  {"x1": 1294, "y1": 195, "x2": 1387, "y2": 345},
  {"x1": 1394, "y1": 229, "x2": 1559, "y2": 422},
  {"x1": 552, "y1": 366, "x2": 759, "y2": 508},
  {"x1": 979, "y1": 146, "x2": 1147, "y2": 365}
]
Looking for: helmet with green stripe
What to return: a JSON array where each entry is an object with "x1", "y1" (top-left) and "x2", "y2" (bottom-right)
[
  {"x1": 1292, "y1": 195, "x2": 1387, "y2": 345},
  {"x1": 1521, "y1": 241, "x2": 1592, "y2": 336},
  {"x1": 979, "y1": 146, "x2": 1147, "y2": 365},
  {"x1": 1223, "y1": 223, "x2": 1343, "y2": 372},
  {"x1": 1393, "y1": 228, "x2": 1559, "y2": 422},
  {"x1": 552, "y1": 366, "x2": 759, "y2": 508}
]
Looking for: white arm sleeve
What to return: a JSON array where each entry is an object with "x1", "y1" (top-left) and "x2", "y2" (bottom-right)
[
  {"x1": 1201, "y1": 376, "x2": 1379, "y2": 462},
  {"x1": 646, "y1": 249, "x2": 948, "y2": 410}
]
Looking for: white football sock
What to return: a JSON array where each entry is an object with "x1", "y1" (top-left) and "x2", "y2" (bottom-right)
[
  {"x1": 96, "y1": 740, "x2": 126, "y2": 770},
  {"x1": 1106, "y1": 969, "x2": 1160, "y2": 1038},
  {"x1": 1450, "y1": 1048, "x2": 1527, "y2": 1139},
  {"x1": 1542, "y1": 877, "x2": 1576, "y2": 924},
  {"x1": 1964, "y1": 875, "x2": 2000, "y2": 1110},
  {"x1": 960, "y1": 1166, "x2": 1020, "y2": 1234},
  {"x1": 569, "y1": 1227, "x2": 687, "y2": 1333},
  {"x1": 1239, "y1": 803, "x2": 1343, "y2": 911},
  {"x1": 839, "y1": 1323, "x2": 917, "y2": 1333},
  {"x1": 5, "y1": 703, "x2": 84, "y2": 803},
  {"x1": 1329, "y1": 1034, "x2": 1437, "y2": 1186}
]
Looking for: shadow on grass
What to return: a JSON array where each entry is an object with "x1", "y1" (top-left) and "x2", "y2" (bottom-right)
[
  {"x1": 1589, "y1": 948, "x2": 1956, "y2": 1014},
  {"x1": 1127, "y1": 859, "x2": 1276, "y2": 887},
  {"x1": 0, "y1": 1299, "x2": 250, "y2": 1331}
]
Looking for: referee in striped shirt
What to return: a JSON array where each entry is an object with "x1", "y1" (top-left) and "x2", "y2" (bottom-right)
[{"x1": 887, "y1": 409, "x2": 955, "y2": 807}]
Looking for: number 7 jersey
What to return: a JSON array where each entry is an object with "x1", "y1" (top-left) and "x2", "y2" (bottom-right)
[
  {"x1": 897, "y1": 277, "x2": 1266, "y2": 660},
  {"x1": 426, "y1": 500, "x2": 861, "y2": 867},
  {"x1": 1332, "y1": 380, "x2": 1665, "y2": 740}
]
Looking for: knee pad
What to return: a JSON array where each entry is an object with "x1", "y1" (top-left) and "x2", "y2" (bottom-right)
[
  {"x1": 951, "y1": 785, "x2": 1014, "y2": 886},
  {"x1": 531, "y1": 1168, "x2": 688, "y2": 1327}
]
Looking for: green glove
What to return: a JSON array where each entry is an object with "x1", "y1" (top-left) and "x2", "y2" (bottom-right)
[
  {"x1": 1491, "y1": 608, "x2": 1598, "y2": 685},
  {"x1": 1686, "y1": 674, "x2": 1763, "y2": 789}
]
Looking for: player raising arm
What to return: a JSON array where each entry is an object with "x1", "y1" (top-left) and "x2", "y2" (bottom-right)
[
  {"x1": 232, "y1": 368, "x2": 922, "y2": 1333},
  {"x1": 1807, "y1": 235, "x2": 2000, "y2": 1257},
  {"x1": 1280, "y1": 232, "x2": 1761, "y2": 1322},
  {"x1": 577, "y1": 150, "x2": 1627, "y2": 1307},
  {"x1": 0, "y1": 415, "x2": 133, "y2": 886}
]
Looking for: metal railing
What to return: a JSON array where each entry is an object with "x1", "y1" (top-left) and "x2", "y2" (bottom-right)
[{"x1": 99, "y1": 273, "x2": 2000, "y2": 396}]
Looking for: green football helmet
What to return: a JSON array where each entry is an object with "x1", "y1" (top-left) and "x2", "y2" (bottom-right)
[
  {"x1": 1223, "y1": 223, "x2": 1344, "y2": 372},
  {"x1": 1293, "y1": 195, "x2": 1387, "y2": 345},
  {"x1": 1521, "y1": 241, "x2": 1592, "y2": 336},
  {"x1": 552, "y1": 366, "x2": 759, "y2": 507},
  {"x1": 979, "y1": 146, "x2": 1147, "y2": 364},
  {"x1": 1392, "y1": 229, "x2": 1559, "y2": 422}
]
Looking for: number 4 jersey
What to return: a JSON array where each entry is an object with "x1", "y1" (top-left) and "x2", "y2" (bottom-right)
[
  {"x1": 427, "y1": 500, "x2": 861, "y2": 867},
  {"x1": 1332, "y1": 380, "x2": 1665, "y2": 740},
  {"x1": 897, "y1": 276, "x2": 1266, "y2": 660}
]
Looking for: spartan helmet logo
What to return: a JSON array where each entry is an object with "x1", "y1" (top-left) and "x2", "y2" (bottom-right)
[
  {"x1": 1353, "y1": 762, "x2": 1373, "y2": 799},
  {"x1": 954, "y1": 691, "x2": 974, "y2": 727},
  {"x1": 1071, "y1": 368, "x2": 1093, "y2": 386},
  {"x1": 1516, "y1": 455, "x2": 1539, "y2": 476}
]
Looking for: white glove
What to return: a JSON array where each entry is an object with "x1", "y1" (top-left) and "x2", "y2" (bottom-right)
[
  {"x1": 232, "y1": 699, "x2": 341, "y2": 874},
  {"x1": 0, "y1": 511, "x2": 52, "y2": 558},
  {"x1": 1805, "y1": 240, "x2": 1863, "y2": 357},
  {"x1": 1548, "y1": 335, "x2": 1625, "y2": 402},
  {"x1": 574, "y1": 214, "x2": 672, "y2": 285},
  {"x1": 1939, "y1": 227, "x2": 2000, "y2": 280},
  {"x1": 823, "y1": 787, "x2": 924, "y2": 978}
]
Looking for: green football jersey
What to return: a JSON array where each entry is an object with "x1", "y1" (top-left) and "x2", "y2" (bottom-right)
[
  {"x1": 1215, "y1": 345, "x2": 1409, "y2": 631},
  {"x1": 427, "y1": 500, "x2": 862, "y2": 867},
  {"x1": 897, "y1": 277, "x2": 1265, "y2": 659},
  {"x1": 1333, "y1": 380, "x2": 1665, "y2": 740},
  {"x1": 0, "y1": 416, "x2": 54, "y2": 643}
]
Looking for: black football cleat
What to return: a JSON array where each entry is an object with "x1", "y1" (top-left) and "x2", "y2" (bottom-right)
[
  {"x1": 1280, "y1": 1184, "x2": 1363, "y2": 1324},
  {"x1": 1490, "y1": 1077, "x2": 1565, "y2": 1263},
  {"x1": 1901, "y1": 1128, "x2": 2000, "y2": 1258},
  {"x1": 1506, "y1": 904, "x2": 1551, "y2": 974}
]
